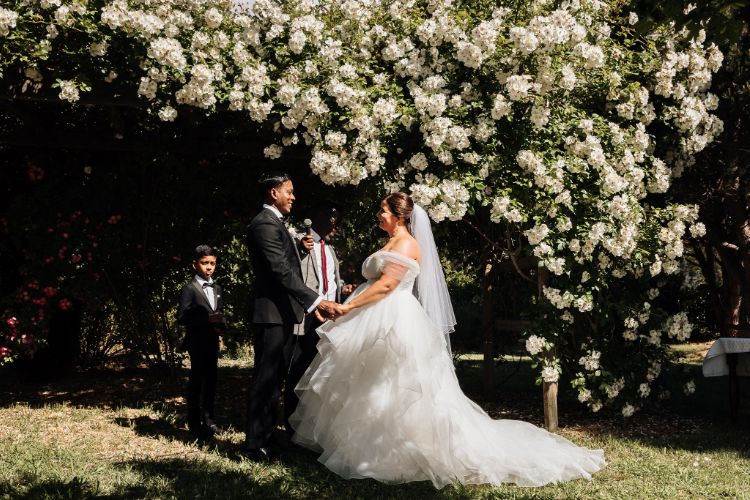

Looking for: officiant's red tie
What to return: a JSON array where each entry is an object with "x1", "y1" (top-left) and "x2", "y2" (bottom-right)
[{"x1": 321, "y1": 240, "x2": 328, "y2": 294}]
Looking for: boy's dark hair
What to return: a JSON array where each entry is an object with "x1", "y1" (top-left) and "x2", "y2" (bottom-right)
[
  {"x1": 193, "y1": 244, "x2": 216, "y2": 261},
  {"x1": 258, "y1": 172, "x2": 291, "y2": 198}
]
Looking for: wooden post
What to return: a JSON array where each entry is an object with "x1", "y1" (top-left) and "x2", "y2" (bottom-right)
[
  {"x1": 543, "y1": 379, "x2": 559, "y2": 431},
  {"x1": 538, "y1": 267, "x2": 558, "y2": 431}
]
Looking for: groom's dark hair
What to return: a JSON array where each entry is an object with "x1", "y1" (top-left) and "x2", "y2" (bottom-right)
[{"x1": 258, "y1": 172, "x2": 291, "y2": 198}]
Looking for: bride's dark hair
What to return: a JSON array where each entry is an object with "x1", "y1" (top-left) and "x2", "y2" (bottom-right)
[{"x1": 382, "y1": 192, "x2": 414, "y2": 222}]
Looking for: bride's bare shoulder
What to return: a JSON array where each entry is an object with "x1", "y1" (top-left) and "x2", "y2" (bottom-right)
[{"x1": 390, "y1": 235, "x2": 421, "y2": 262}]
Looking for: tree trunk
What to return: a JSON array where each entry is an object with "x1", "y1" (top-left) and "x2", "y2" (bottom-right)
[{"x1": 733, "y1": 191, "x2": 750, "y2": 331}]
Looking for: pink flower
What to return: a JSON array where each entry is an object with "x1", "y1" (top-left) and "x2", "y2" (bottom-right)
[
  {"x1": 5, "y1": 317, "x2": 17, "y2": 326},
  {"x1": 27, "y1": 164, "x2": 45, "y2": 183},
  {"x1": 58, "y1": 298, "x2": 72, "y2": 311},
  {"x1": 71, "y1": 254, "x2": 82, "y2": 263},
  {"x1": 0, "y1": 346, "x2": 11, "y2": 357},
  {"x1": 43, "y1": 287, "x2": 57, "y2": 297}
]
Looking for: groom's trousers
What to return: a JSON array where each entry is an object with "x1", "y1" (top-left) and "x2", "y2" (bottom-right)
[
  {"x1": 245, "y1": 322, "x2": 292, "y2": 449},
  {"x1": 284, "y1": 315, "x2": 322, "y2": 430}
]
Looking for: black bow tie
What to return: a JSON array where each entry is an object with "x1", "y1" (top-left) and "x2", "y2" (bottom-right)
[{"x1": 202, "y1": 282, "x2": 215, "y2": 288}]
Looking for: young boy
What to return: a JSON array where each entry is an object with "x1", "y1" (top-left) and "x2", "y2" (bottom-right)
[{"x1": 177, "y1": 245, "x2": 226, "y2": 440}]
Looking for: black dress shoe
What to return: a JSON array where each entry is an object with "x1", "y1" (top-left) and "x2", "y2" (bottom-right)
[{"x1": 242, "y1": 447, "x2": 272, "y2": 462}]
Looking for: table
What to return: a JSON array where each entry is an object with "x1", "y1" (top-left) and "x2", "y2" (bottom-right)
[{"x1": 702, "y1": 337, "x2": 750, "y2": 423}]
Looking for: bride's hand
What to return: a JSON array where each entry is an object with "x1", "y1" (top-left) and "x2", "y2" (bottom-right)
[{"x1": 339, "y1": 304, "x2": 354, "y2": 315}]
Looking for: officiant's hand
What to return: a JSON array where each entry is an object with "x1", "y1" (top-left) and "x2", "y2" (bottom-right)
[{"x1": 300, "y1": 234, "x2": 314, "y2": 252}]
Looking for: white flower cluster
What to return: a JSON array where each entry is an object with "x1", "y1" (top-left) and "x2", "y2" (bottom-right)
[
  {"x1": 646, "y1": 361, "x2": 661, "y2": 382},
  {"x1": 604, "y1": 377, "x2": 625, "y2": 400},
  {"x1": 525, "y1": 335, "x2": 547, "y2": 356},
  {"x1": 541, "y1": 364, "x2": 560, "y2": 383},
  {"x1": 543, "y1": 286, "x2": 593, "y2": 313},
  {"x1": 0, "y1": 7, "x2": 19, "y2": 37},
  {"x1": 578, "y1": 350, "x2": 601, "y2": 372},
  {"x1": 683, "y1": 380, "x2": 696, "y2": 395},
  {"x1": 409, "y1": 174, "x2": 470, "y2": 222},
  {"x1": 664, "y1": 312, "x2": 692, "y2": 341},
  {"x1": 58, "y1": 80, "x2": 80, "y2": 102},
  {"x1": 621, "y1": 403, "x2": 636, "y2": 418},
  {"x1": 490, "y1": 195, "x2": 523, "y2": 224}
]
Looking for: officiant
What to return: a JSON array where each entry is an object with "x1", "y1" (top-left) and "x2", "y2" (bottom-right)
[{"x1": 284, "y1": 201, "x2": 352, "y2": 431}]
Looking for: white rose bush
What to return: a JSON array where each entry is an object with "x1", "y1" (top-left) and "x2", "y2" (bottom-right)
[{"x1": 0, "y1": 0, "x2": 723, "y2": 415}]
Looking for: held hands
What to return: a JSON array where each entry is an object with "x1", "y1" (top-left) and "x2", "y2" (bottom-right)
[{"x1": 315, "y1": 300, "x2": 348, "y2": 322}]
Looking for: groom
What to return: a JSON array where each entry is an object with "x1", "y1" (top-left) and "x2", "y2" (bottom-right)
[{"x1": 244, "y1": 172, "x2": 342, "y2": 461}]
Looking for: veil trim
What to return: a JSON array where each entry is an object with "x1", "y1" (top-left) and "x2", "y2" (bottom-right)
[{"x1": 409, "y1": 204, "x2": 457, "y2": 355}]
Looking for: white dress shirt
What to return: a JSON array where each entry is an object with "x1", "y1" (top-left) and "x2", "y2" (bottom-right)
[
  {"x1": 263, "y1": 203, "x2": 284, "y2": 219},
  {"x1": 312, "y1": 229, "x2": 338, "y2": 301},
  {"x1": 195, "y1": 275, "x2": 216, "y2": 310}
]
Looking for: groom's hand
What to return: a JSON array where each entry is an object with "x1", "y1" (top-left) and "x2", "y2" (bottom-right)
[{"x1": 317, "y1": 300, "x2": 342, "y2": 320}]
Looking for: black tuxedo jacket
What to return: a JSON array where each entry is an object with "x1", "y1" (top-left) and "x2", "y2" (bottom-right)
[
  {"x1": 176, "y1": 277, "x2": 224, "y2": 351},
  {"x1": 248, "y1": 208, "x2": 319, "y2": 325}
]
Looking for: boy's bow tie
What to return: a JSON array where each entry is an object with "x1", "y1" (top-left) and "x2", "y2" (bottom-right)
[{"x1": 202, "y1": 282, "x2": 215, "y2": 288}]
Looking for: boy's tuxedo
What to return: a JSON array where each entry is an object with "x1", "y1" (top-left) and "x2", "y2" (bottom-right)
[
  {"x1": 177, "y1": 276, "x2": 225, "y2": 437},
  {"x1": 177, "y1": 277, "x2": 225, "y2": 351}
]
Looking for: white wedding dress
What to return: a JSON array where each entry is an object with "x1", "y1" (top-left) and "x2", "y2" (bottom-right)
[{"x1": 290, "y1": 250, "x2": 605, "y2": 488}]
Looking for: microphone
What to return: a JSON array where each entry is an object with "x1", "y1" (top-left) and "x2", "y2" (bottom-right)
[{"x1": 304, "y1": 219, "x2": 313, "y2": 235}]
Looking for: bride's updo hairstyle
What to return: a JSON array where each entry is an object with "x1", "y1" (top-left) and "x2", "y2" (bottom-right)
[{"x1": 382, "y1": 192, "x2": 414, "y2": 222}]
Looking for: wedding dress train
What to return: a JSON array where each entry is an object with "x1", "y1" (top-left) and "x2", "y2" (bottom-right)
[{"x1": 290, "y1": 250, "x2": 605, "y2": 488}]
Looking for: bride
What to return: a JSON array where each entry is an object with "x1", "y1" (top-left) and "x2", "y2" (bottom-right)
[{"x1": 289, "y1": 192, "x2": 605, "y2": 488}]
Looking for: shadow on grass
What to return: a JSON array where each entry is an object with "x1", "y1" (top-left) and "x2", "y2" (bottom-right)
[
  {"x1": 3, "y1": 353, "x2": 750, "y2": 459},
  {"x1": 113, "y1": 455, "x2": 481, "y2": 500},
  {"x1": 0, "y1": 477, "x2": 106, "y2": 500}
]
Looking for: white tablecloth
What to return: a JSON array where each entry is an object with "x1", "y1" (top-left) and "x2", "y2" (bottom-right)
[{"x1": 702, "y1": 338, "x2": 750, "y2": 377}]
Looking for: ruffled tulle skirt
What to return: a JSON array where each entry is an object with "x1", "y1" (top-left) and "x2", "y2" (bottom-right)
[{"x1": 290, "y1": 285, "x2": 605, "y2": 488}]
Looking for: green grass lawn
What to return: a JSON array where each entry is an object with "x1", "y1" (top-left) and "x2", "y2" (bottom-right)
[{"x1": 1, "y1": 344, "x2": 750, "y2": 499}]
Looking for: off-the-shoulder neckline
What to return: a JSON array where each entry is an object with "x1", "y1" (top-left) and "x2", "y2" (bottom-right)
[{"x1": 373, "y1": 250, "x2": 420, "y2": 266}]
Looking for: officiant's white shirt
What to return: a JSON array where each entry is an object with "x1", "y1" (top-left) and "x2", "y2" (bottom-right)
[{"x1": 311, "y1": 229, "x2": 338, "y2": 302}]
